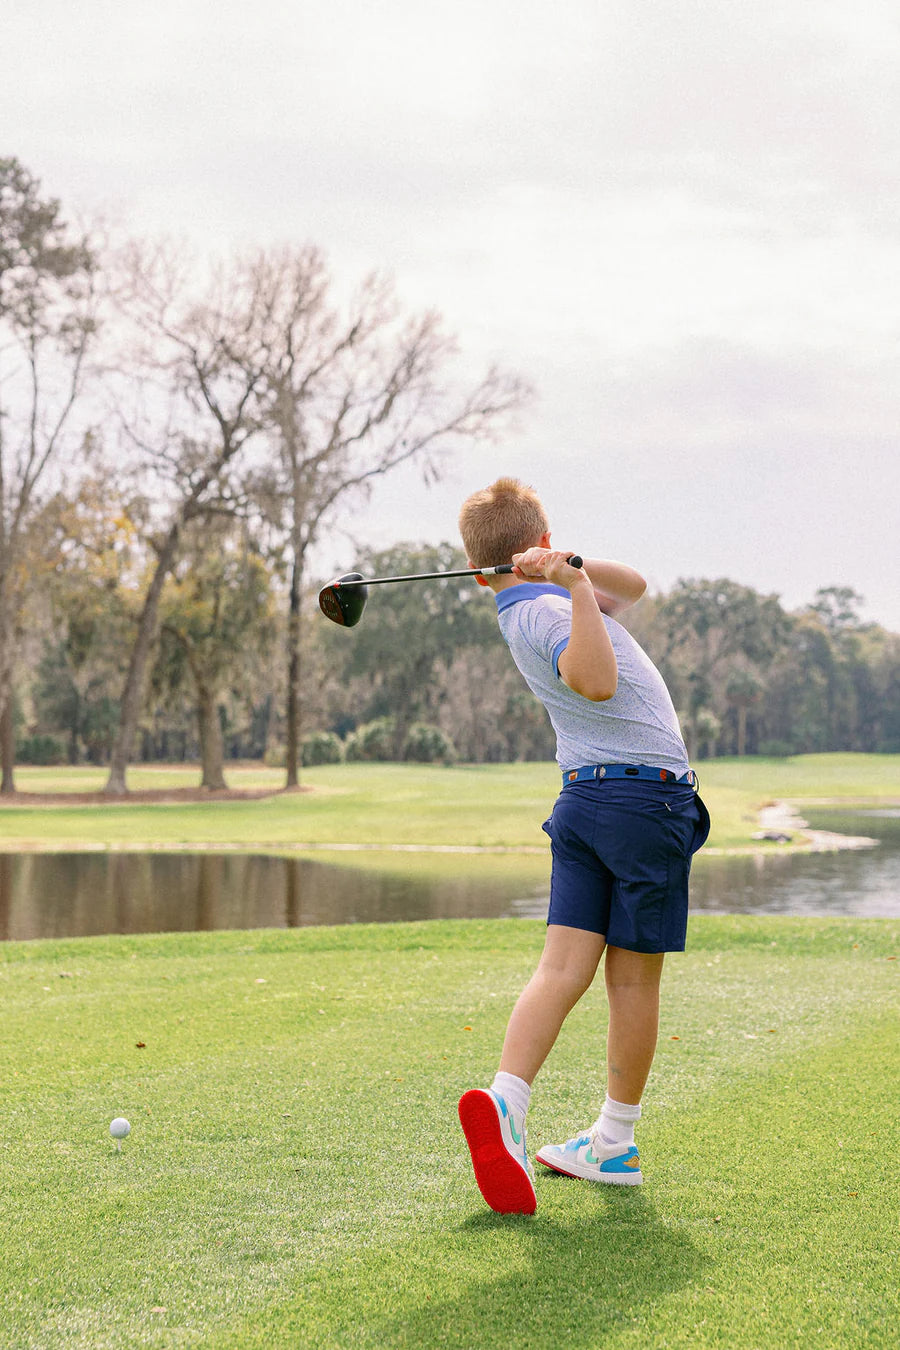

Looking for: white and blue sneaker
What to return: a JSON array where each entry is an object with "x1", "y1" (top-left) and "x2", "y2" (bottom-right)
[
  {"x1": 458, "y1": 1089, "x2": 537, "y2": 1214},
  {"x1": 536, "y1": 1129, "x2": 643, "y2": 1185}
]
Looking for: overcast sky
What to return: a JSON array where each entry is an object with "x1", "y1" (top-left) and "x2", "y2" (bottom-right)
[{"x1": 5, "y1": 0, "x2": 900, "y2": 627}]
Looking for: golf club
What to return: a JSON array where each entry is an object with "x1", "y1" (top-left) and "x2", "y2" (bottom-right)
[{"x1": 318, "y1": 556, "x2": 583, "y2": 627}]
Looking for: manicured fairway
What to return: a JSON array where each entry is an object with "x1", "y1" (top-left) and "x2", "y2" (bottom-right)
[
  {"x1": 2, "y1": 917, "x2": 898, "y2": 1348},
  {"x1": 2, "y1": 754, "x2": 899, "y2": 855}
]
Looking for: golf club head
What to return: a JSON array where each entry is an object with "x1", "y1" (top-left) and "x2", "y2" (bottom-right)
[{"x1": 318, "y1": 573, "x2": 368, "y2": 627}]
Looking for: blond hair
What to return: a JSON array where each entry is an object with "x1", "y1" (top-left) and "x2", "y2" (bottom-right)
[{"x1": 458, "y1": 477, "x2": 549, "y2": 568}]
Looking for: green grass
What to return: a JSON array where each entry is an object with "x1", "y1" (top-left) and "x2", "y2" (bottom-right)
[
  {"x1": 1, "y1": 917, "x2": 898, "y2": 1348},
  {"x1": 696, "y1": 753, "x2": 900, "y2": 802},
  {"x1": 2, "y1": 754, "x2": 899, "y2": 856}
]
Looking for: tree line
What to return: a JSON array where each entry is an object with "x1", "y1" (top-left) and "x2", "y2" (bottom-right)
[
  {"x1": 12, "y1": 527, "x2": 900, "y2": 781},
  {"x1": 3, "y1": 157, "x2": 897, "y2": 790},
  {"x1": 304, "y1": 556, "x2": 900, "y2": 764}
]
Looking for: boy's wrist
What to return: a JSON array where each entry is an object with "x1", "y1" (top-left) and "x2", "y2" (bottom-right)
[{"x1": 563, "y1": 571, "x2": 594, "y2": 595}]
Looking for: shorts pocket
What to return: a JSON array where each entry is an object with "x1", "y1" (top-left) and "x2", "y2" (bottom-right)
[{"x1": 690, "y1": 794, "x2": 711, "y2": 855}]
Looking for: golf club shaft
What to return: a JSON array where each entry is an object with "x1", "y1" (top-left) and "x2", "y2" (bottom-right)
[{"x1": 334, "y1": 556, "x2": 583, "y2": 588}]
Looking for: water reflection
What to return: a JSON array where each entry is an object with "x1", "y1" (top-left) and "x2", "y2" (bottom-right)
[
  {"x1": 687, "y1": 807, "x2": 900, "y2": 920},
  {"x1": 0, "y1": 852, "x2": 549, "y2": 942},
  {"x1": 1, "y1": 810, "x2": 897, "y2": 942}
]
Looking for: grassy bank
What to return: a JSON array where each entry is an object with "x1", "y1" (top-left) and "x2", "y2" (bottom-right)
[
  {"x1": 1, "y1": 754, "x2": 899, "y2": 856},
  {"x1": 1, "y1": 917, "x2": 897, "y2": 1348}
]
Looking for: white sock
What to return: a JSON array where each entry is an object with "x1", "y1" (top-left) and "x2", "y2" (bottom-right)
[
  {"x1": 595, "y1": 1095, "x2": 641, "y2": 1146},
  {"x1": 491, "y1": 1071, "x2": 531, "y2": 1120}
]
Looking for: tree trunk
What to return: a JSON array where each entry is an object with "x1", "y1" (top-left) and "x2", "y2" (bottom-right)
[
  {"x1": 197, "y1": 683, "x2": 227, "y2": 790},
  {"x1": 68, "y1": 688, "x2": 81, "y2": 765},
  {"x1": 103, "y1": 525, "x2": 181, "y2": 795},
  {"x1": 285, "y1": 551, "x2": 303, "y2": 789},
  {"x1": 0, "y1": 576, "x2": 15, "y2": 794},
  {"x1": 0, "y1": 697, "x2": 15, "y2": 796},
  {"x1": 737, "y1": 704, "x2": 748, "y2": 757}
]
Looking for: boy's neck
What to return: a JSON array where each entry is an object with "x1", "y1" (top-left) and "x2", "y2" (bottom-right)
[
  {"x1": 483, "y1": 572, "x2": 565, "y2": 594},
  {"x1": 484, "y1": 572, "x2": 523, "y2": 593}
]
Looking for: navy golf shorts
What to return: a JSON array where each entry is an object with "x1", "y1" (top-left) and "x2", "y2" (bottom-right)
[{"x1": 541, "y1": 779, "x2": 711, "y2": 953}]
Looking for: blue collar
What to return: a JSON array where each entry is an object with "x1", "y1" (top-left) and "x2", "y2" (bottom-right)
[{"x1": 495, "y1": 583, "x2": 571, "y2": 612}]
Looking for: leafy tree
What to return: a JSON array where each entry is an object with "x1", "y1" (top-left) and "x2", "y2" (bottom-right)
[
  {"x1": 31, "y1": 475, "x2": 140, "y2": 763},
  {"x1": 0, "y1": 158, "x2": 99, "y2": 790},
  {"x1": 320, "y1": 542, "x2": 501, "y2": 748},
  {"x1": 725, "y1": 666, "x2": 765, "y2": 756},
  {"x1": 311, "y1": 540, "x2": 557, "y2": 762},
  {"x1": 654, "y1": 578, "x2": 788, "y2": 753},
  {"x1": 694, "y1": 707, "x2": 722, "y2": 759},
  {"x1": 154, "y1": 522, "x2": 277, "y2": 788},
  {"x1": 808, "y1": 586, "x2": 865, "y2": 636}
]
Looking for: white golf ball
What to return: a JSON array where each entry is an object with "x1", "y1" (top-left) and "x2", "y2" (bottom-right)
[{"x1": 110, "y1": 1117, "x2": 131, "y2": 1140}]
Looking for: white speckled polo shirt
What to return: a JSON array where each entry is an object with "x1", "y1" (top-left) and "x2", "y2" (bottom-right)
[{"x1": 495, "y1": 583, "x2": 690, "y2": 776}]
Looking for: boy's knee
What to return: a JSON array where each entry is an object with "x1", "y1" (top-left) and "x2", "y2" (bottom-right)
[
  {"x1": 538, "y1": 953, "x2": 597, "y2": 999},
  {"x1": 537, "y1": 925, "x2": 605, "y2": 998},
  {"x1": 605, "y1": 947, "x2": 665, "y2": 991}
]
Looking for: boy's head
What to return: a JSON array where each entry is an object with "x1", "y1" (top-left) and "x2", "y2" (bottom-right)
[{"x1": 458, "y1": 477, "x2": 550, "y2": 568}]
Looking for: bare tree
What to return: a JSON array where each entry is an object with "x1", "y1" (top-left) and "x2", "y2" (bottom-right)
[
  {"x1": 0, "y1": 158, "x2": 99, "y2": 793},
  {"x1": 101, "y1": 244, "x2": 274, "y2": 794},
  {"x1": 242, "y1": 246, "x2": 530, "y2": 786}
]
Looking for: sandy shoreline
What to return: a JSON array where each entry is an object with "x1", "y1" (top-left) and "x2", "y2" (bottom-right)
[{"x1": 734, "y1": 801, "x2": 879, "y2": 855}]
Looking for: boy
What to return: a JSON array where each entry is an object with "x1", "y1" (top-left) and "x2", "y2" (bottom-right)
[{"x1": 456, "y1": 477, "x2": 710, "y2": 1215}]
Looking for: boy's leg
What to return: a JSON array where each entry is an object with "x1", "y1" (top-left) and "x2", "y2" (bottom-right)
[
  {"x1": 535, "y1": 945, "x2": 664, "y2": 1185},
  {"x1": 458, "y1": 924, "x2": 604, "y2": 1214},
  {"x1": 604, "y1": 945, "x2": 665, "y2": 1105},
  {"x1": 499, "y1": 924, "x2": 607, "y2": 1083}
]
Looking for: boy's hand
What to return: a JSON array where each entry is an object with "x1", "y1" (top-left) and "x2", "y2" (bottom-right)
[{"x1": 512, "y1": 548, "x2": 586, "y2": 590}]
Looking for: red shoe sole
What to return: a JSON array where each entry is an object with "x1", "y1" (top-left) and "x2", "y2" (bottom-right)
[
  {"x1": 535, "y1": 1154, "x2": 580, "y2": 1179},
  {"x1": 458, "y1": 1090, "x2": 536, "y2": 1215}
]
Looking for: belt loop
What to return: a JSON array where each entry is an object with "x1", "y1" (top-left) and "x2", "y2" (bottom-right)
[{"x1": 595, "y1": 765, "x2": 606, "y2": 780}]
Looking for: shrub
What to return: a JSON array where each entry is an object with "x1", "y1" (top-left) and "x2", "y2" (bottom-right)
[
  {"x1": 16, "y1": 734, "x2": 67, "y2": 765},
  {"x1": 344, "y1": 718, "x2": 397, "y2": 762},
  {"x1": 758, "y1": 739, "x2": 796, "y2": 759},
  {"x1": 301, "y1": 731, "x2": 344, "y2": 766},
  {"x1": 403, "y1": 722, "x2": 456, "y2": 764}
]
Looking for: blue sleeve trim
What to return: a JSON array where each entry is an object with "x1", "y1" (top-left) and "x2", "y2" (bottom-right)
[
  {"x1": 495, "y1": 583, "x2": 571, "y2": 612},
  {"x1": 552, "y1": 637, "x2": 569, "y2": 677}
]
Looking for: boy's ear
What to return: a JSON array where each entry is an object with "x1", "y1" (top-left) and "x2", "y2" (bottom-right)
[{"x1": 468, "y1": 559, "x2": 490, "y2": 588}]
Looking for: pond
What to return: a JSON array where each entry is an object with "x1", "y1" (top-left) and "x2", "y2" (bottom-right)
[{"x1": 1, "y1": 809, "x2": 898, "y2": 942}]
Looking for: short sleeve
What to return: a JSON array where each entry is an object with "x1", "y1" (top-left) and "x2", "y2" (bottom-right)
[{"x1": 520, "y1": 597, "x2": 572, "y2": 676}]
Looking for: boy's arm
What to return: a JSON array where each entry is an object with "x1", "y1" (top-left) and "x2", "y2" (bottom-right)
[
  {"x1": 512, "y1": 549, "x2": 618, "y2": 702},
  {"x1": 581, "y1": 558, "x2": 647, "y2": 616}
]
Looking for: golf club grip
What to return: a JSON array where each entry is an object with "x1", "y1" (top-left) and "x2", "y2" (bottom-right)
[{"x1": 495, "y1": 555, "x2": 583, "y2": 573}]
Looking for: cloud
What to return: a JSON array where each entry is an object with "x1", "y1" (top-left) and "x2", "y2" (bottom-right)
[{"x1": 3, "y1": 0, "x2": 899, "y2": 626}]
